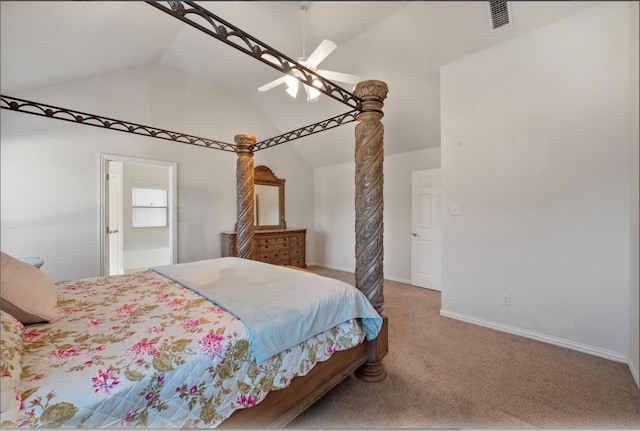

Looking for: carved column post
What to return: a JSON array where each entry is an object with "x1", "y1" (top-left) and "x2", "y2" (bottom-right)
[
  {"x1": 235, "y1": 134, "x2": 256, "y2": 260},
  {"x1": 353, "y1": 80, "x2": 389, "y2": 382},
  {"x1": 354, "y1": 80, "x2": 388, "y2": 310}
]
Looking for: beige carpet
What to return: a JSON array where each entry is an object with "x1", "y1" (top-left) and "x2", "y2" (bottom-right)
[{"x1": 288, "y1": 267, "x2": 640, "y2": 429}]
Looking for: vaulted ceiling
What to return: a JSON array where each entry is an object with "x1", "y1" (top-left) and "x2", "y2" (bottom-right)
[{"x1": 1, "y1": 1, "x2": 600, "y2": 167}]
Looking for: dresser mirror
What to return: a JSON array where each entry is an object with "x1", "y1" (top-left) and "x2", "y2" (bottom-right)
[{"x1": 254, "y1": 165, "x2": 286, "y2": 230}]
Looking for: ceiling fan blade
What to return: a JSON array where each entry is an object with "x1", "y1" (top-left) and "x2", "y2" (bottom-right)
[
  {"x1": 257, "y1": 76, "x2": 287, "y2": 92},
  {"x1": 316, "y1": 69, "x2": 361, "y2": 85},
  {"x1": 306, "y1": 39, "x2": 337, "y2": 68}
]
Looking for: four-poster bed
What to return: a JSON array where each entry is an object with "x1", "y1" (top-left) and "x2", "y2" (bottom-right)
[{"x1": 0, "y1": 1, "x2": 388, "y2": 428}]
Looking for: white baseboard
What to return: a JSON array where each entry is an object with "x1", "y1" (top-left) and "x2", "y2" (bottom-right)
[
  {"x1": 314, "y1": 263, "x2": 354, "y2": 273},
  {"x1": 383, "y1": 274, "x2": 412, "y2": 284},
  {"x1": 310, "y1": 264, "x2": 411, "y2": 284},
  {"x1": 629, "y1": 355, "x2": 640, "y2": 388},
  {"x1": 440, "y1": 309, "x2": 628, "y2": 364}
]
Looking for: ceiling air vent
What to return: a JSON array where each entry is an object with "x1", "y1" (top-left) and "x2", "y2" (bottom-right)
[{"x1": 487, "y1": 1, "x2": 512, "y2": 30}]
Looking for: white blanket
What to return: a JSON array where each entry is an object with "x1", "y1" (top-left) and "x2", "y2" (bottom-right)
[{"x1": 152, "y1": 257, "x2": 382, "y2": 362}]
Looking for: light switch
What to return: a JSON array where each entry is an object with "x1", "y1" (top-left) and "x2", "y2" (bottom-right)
[{"x1": 450, "y1": 204, "x2": 463, "y2": 215}]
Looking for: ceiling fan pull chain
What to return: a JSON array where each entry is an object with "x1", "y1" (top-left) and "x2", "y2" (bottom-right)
[{"x1": 301, "y1": 1, "x2": 308, "y2": 59}]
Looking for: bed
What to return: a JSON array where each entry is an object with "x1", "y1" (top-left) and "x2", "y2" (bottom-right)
[
  {"x1": 1, "y1": 254, "x2": 382, "y2": 428},
  {"x1": 0, "y1": 1, "x2": 388, "y2": 428}
]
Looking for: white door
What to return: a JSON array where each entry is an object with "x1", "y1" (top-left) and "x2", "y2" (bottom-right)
[
  {"x1": 107, "y1": 161, "x2": 124, "y2": 275},
  {"x1": 411, "y1": 169, "x2": 442, "y2": 290}
]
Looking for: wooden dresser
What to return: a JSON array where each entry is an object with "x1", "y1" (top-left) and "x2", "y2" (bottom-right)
[{"x1": 221, "y1": 229, "x2": 306, "y2": 268}]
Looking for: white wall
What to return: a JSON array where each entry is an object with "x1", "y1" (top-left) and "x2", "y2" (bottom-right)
[
  {"x1": 628, "y1": 1, "x2": 639, "y2": 386},
  {"x1": 1, "y1": 63, "x2": 315, "y2": 282},
  {"x1": 440, "y1": 3, "x2": 634, "y2": 362},
  {"x1": 314, "y1": 147, "x2": 441, "y2": 280}
]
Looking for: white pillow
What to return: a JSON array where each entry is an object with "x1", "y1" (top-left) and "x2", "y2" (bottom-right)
[{"x1": 0, "y1": 252, "x2": 59, "y2": 324}]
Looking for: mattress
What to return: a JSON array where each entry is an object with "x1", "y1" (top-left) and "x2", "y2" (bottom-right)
[{"x1": 12, "y1": 268, "x2": 366, "y2": 428}]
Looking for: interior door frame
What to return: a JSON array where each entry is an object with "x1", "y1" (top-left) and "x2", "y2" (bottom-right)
[{"x1": 99, "y1": 154, "x2": 178, "y2": 276}]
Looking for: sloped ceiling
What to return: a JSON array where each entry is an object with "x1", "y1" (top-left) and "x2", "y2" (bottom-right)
[{"x1": 1, "y1": 1, "x2": 600, "y2": 167}]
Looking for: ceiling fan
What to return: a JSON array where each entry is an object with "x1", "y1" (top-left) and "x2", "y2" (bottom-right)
[{"x1": 257, "y1": 2, "x2": 360, "y2": 102}]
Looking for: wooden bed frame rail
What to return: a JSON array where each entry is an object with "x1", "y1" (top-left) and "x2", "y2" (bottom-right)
[
  {"x1": 222, "y1": 315, "x2": 389, "y2": 428},
  {"x1": 220, "y1": 336, "x2": 369, "y2": 428}
]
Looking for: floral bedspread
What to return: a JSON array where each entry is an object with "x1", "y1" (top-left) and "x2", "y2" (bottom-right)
[{"x1": 13, "y1": 270, "x2": 365, "y2": 428}]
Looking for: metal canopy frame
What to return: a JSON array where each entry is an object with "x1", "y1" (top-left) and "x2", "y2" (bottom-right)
[
  {"x1": 0, "y1": 0, "x2": 363, "y2": 154},
  {"x1": 0, "y1": 95, "x2": 237, "y2": 152}
]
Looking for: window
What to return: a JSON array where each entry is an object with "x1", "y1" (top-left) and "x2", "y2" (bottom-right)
[{"x1": 132, "y1": 187, "x2": 168, "y2": 228}]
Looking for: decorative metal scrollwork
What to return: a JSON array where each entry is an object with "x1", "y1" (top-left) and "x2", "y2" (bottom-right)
[
  {"x1": 0, "y1": 95, "x2": 237, "y2": 152},
  {"x1": 145, "y1": 1, "x2": 361, "y2": 109},
  {"x1": 254, "y1": 110, "x2": 358, "y2": 151},
  {"x1": 0, "y1": 95, "x2": 360, "y2": 154},
  {"x1": 1, "y1": 3, "x2": 370, "y2": 155},
  {"x1": 168, "y1": 1, "x2": 185, "y2": 15}
]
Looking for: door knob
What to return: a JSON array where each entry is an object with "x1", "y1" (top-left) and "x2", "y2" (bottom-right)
[
  {"x1": 108, "y1": 229, "x2": 119, "y2": 234},
  {"x1": 412, "y1": 232, "x2": 418, "y2": 237}
]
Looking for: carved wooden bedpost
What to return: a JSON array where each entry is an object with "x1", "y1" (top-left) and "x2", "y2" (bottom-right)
[
  {"x1": 353, "y1": 80, "x2": 389, "y2": 382},
  {"x1": 235, "y1": 134, "x2": 257, "y2": 260}
]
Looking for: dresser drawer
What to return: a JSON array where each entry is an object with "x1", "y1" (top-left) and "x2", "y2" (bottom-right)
[
  {"x1": 258, "y1": 237, "x2": 289, "y2": 250},
  {"x1": 257, "y1": 253, "x2": 270, "y2": 263},
  {"x1": 290, "y1": 257, "x2": 305, "y2": 268},
  {"x1": 274, "y1": 251, "x2": 290, "y2": 265},
  {"x1": 290, "y1": 236, "x2": 305, "y2": 248},
  {"x1": 257, "y1": 250, "x2": 289, "y2": 264},
  {"x1": 221, "y1": 229, "x2": 306, "y2": 268}
]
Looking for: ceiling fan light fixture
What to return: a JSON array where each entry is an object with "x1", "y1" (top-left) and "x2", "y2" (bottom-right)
[
  {"x1": 286, "y1": 83, "x2": 299, "y2": 98},
  {"x1": 307, "y1": 79, "x2": 322, "y2": 101},
  {"x1": 285, "y1": 74, "x2": 298, "y2": 89},
  {"x1": 285, "y1": 74, "x2": 299, "y2": 98},
  {"x1": 257, "y1": 2, "x2": 355, "y2": 101},
  {"x1": 307, "y1": 87, "x2": 320, "y2": 101}
]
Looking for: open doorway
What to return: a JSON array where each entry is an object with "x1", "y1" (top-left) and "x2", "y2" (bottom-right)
[{"x1": 100, "y1": 154, "x2": 177, "y2": 276}]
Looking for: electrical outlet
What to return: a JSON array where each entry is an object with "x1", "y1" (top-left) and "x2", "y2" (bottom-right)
[
  {"x1": 502, "y1": 294, "x2": 511, "y2": 306},
  {"x1": 450, "y1": 204, "x2": 463, "y2": 215}
]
